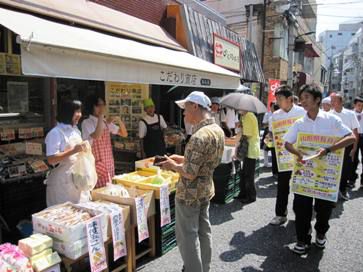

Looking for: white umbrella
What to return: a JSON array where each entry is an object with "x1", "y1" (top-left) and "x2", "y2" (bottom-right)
[
  {"x1": 220, "y1": 93, "x2": 267, "y2": 114},
  {"x1": 235, "y1": 84, "x2": 251, "y2": 92}
]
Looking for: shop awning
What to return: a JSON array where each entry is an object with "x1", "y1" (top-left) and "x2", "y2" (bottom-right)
[
  {"x1": 304, "y1": 43, "x2": 320, "y2": 58},
  {"x1": 0, "y1": 8, "x2": 240, "y2": 89}
]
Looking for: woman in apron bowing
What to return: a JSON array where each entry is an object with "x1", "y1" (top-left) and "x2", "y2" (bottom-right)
[
  {"x1": 82, "y1": 96, "x2": 128, "y2": 188},
  {"x1": 139, "y1": 98, "x2": 167, "y2": 158},
  {"x1": 45, "y1": 100, "x2": 89, "y2": 207}
]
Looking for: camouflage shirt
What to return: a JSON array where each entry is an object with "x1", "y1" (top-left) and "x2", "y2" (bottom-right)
[{"x1": 176, "y1": 118, "x2": 225, "y2": 207}]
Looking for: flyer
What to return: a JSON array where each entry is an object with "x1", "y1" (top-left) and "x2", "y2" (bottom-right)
[
  {"x1": 86, "y1": 216, "x2": 107, "y2": 272},
  {"x1": 110, "y1": 210, "x2": 127, "y2": 261},
  {"x1": 291, "y1": 133, "x2": 344, "y2": 202},
  {"x1": 135, "y1": 197, "x2": 149, "y2": 243},
  {"x1": 271, "y1": 116, "x2": 303, "y2": 172},
  {"x1": 160, "y1": 184, "x2": 171, "y2": 227}
]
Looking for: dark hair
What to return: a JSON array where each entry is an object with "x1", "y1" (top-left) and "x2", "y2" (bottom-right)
[
  {"x1": 354, "y1": 96, "x2": 363, "y2": 104},
  {"x1": 275, "y1": 85, "x2": 293, "y2": 98},
  {"x1": 298, "y1": 84, "x2": 322, "y2": 106},
  {"x1": 85, "y1": 95, "x2": 105, "y2": 116},
  {"x1": 57, "y1": 100, "x2": 82, "y2": 125},
  {"x1": 273, "y1": 104, "x2": 280, "y2": 111}
]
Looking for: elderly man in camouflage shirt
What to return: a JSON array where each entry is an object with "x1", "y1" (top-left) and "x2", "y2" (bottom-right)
[{"x1": 160, "y1": 91, "x2": 224, "y2": 272}]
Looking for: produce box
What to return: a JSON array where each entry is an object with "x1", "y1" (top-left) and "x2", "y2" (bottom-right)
[
  {"x1": 32, "y1": 202, "x2": 108, "y2": 242},
  {"x1": 113, "y1": 170, "x2": 179, "y2": 199},
  {"x1": 92, "y1": 185, "x2": 155, "y2": 226},
  {"x1": 135, "y1": 157, "x2": 158, "y2": 170},
  {"x1": 52, "y1": 237, "x2": 88, "y2": 260}
]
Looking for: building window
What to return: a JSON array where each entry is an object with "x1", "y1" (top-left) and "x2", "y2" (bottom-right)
[
  {"x1": 352, "y1": 33, "x2": 356, "y2": 36},
  {"x1": 338, "y1": 33, "x2": 342, "y2": 36},
  {"x1": 272, "y1": 23, "x2": 288, "y2": 60},
  {"x1": 329, "y1": 34, "x2": 333, "y2": 38}
]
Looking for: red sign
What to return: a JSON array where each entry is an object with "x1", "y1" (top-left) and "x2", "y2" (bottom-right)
[{"x1": 267, "y1": 79, "x2": 281, "y2": 111}]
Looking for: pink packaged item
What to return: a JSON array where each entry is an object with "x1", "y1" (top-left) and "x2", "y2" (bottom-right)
[{"x1": 0, "y1": 243, "x2": 33, "y2": 272}]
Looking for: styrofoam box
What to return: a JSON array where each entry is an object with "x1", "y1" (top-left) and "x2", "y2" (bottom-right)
[
  {"x1": 32, "y1": 202, "x2": 108, "y2": 242},
  {"x1": 53, "y1": 237, "x2": 88, "y2": 260}
]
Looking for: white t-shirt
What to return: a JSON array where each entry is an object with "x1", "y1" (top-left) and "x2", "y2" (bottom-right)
[
  {"x1": 354, "y1": 110, "x2": 363, "y2": 134},
  {"x1": 262, "y1": 111, "x2": 272, "y2": 125},
  {"x1": 331, "y1": 108, "x2": 359, "y2": 131},
  {"x1": 269, "y1": 105, "x2": 306, "y2": 132},
  {"x1": 221, "y1": 108, "x2": 238, "y2": 129},
  {"x1": 81, "y1": 115, "x2": 119, "y2": 145},
  {"x1": 138, "y1": 114, "x2": 167, "y2": 139},
  {"x1": 284, "y1": 110, "x2": 352, "y2": 144},
  {"x1": 45, "y1": 123, "x2": 82, "y2": 156}
]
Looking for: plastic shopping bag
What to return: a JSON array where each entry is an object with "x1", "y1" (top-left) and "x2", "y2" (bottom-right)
[{"x1": 71, "y1": 141, "x2": 97, "y2": 191}]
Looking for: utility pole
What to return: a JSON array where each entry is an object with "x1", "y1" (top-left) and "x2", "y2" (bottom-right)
[
  {"x1": 287, "y1": 19, "x2": 295, "y2": 87},
  {"x1": 259, "y1": 0, "x2": 267, "y2": 101}
]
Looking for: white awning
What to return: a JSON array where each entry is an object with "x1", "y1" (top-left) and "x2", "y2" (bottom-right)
[{"x1": 0, "y1": 7, "x2": 240, "y2": 89}]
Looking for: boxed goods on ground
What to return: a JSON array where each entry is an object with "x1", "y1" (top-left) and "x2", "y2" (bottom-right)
[
  {"x1": 92, "y1": 184, "x2": 155, "y2": 226},
  {"x1": 31, "y1": 251, "x2": 61, "y2": 272},
  {"x1": 32, "y1": 202, "x2": 108, "y2": 242},
  {"x1": 0, "y1": 243, "x2": 33, "y2": 271},
  {"x1": 52, "y1": 237, "x2": 88, "y2": 260}
]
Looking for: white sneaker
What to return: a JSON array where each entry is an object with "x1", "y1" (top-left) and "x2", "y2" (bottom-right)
[{"x1": 269, "y1": 216, "x2": 287, "y2": 226}]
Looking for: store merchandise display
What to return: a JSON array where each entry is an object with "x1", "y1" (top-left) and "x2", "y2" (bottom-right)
[
  {"x1": 0, "y1": 243, "x2": 33, "y2": 271},
  {"x1": 213, "y1": 161, "x2": 241, "y2": 204}
]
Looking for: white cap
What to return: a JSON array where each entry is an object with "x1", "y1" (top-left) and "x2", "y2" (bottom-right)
[
  {"x1": 175, "y1": 91, "x2": 211, "y2": 110},
  {"x1": 322, "y1": 97, "x2": 331, "y2": 104}
]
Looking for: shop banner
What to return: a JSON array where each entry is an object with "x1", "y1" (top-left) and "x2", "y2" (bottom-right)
[
  {"x1": 86, "y1": 216, "x2": 107, "y2": 272},
  {"x1": 267, "y1": 79, "x2": 280, "y2": 111},
  {"x1": 135, "y1": 197, "x2": 149, "y2": 243},
  {"x1": 110, "y1": 210, "x2": 127, "y2": 261},
  {"x1": 272, "y1": 116, "x2": 303, "y2": 172},
  {"x1": 291, "y1": 133, "x2": 344, "y2": 202},
  {"x1": 213, "y1": 34, "x2": 241, "y2": 72},
  {"x1": 160, "y1": 184, "x2": 171, "y2": 227}
]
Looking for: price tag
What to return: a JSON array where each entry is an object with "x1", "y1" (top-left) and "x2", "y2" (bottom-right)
[
  {"x1": 135, "y1": 197, "x2": 149, "y2": 243},
  {"x1": 86, "y1": 216, "x2": 107, "y2": 272},
  {"x1": 1, "y1": 128, "x2": 15, "y2": 141},
  {"x1": 160, "y1": 184, "x2": 171, "y2": 227},
  {"x1": 110, "y1": 210, "x2": 127, "y2": 261},
  {"x1": 32, "y1": 127, "x2": 44, "y2": 138},
  {"x1": 25, "y1": 142, "x2": 43, "y2": 155},
  {"x1": 18, "y1": 128, "x2": 33, "y2": 139}
]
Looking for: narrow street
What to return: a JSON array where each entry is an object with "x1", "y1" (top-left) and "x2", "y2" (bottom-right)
[{"x1": 139, "y1": 167, "x2": 363, "y2": 272}]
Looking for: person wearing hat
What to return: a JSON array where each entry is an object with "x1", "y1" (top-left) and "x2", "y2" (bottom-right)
[
  {"x1": 321, "y1": 97, "x2": 331, "y2": 112},
  {"x1": 159, "y1": 91, "x2": 224, "y2": 272},
  {"x1": 210, "y1": 97, "x2": 232, "y2": 137},
  {"x1": 139, "y1": 98, "x2": 167, "y2": 158}
]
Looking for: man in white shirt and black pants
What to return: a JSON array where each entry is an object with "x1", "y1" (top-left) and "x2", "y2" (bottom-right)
[
  {"x1": 351, "y1": 96, "x2": 363, "y2": 189},
  {"x1": 331, "y1": 94, "x2": 359, "y2": 200},
  {"x1": 284, "y1": 84, "x2": 355, "y2": 255}
]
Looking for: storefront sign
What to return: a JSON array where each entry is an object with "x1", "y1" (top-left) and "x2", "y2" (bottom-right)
[
  {"x1": 135, "y1": 196, "x2": 149, "y2": 243},
  {"x1": 271, "y1": 116, "x2": 303, "y2": 172},
  {"x1": 86, "y1": 216, "x2": 107, "y2": 272},
  {"x1": 213, "y1": 34, "x2": 241, "y2": 72},
  {"x1": 291, "y1": 133, "x2": 344, "y2": 202},
  {"x1": 110, "y1": 210, "x2": 127, "y2": 261},
  {"x1": 160, "y1": 184, "x2": 171, "y2": 227},
  {"x1": 267, "y1": 79, "x2": 281, "y2": 111},
  {"x1": 0, "y1": 53, "x2": 21, "y2": 75}
]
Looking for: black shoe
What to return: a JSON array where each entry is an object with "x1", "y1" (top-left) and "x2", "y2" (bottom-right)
[{"x1": 239, "y1": 198, "x2": 256, "y2": 204}]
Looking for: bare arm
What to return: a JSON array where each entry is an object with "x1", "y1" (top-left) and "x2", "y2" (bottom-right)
[
  {"x1": 159, "y1": 156, "x2": 195, "y2": 180},
  {"x1": 90, "y1": 115, "x2": 105, "y2": 140},
  {"x1": 47, "y1": 143, "x2": 85, "y2": 165}
]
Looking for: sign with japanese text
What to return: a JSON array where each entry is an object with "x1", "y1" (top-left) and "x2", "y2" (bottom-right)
[
  {"x1": 0, "y1": 128, "x2": 15, "y2": 141},
  {"x1": 135, "y1": 197, "x2": 149, "y2": 243},
  {"x1": 267, "y1": 79, "x2": 280, "y2": 111},
  {"x1": 271, "y1": 116, "x2": 303, "y2": 172},
  {"x1": 110, "y1": 210, "x2": 127, "y2": 261},
  {"x1": 160, "y1": 184, "x2": 171, "y2": 227},
  {"x1": 25, "y1": 142, "x2": 43, "y2": 156},
  {"x1": 291, "y1": 133, "x2": 344, "y2": 202},
  {"x1": 213, "y1": 34, "x2": 241, "y2": 72},
  {"x1": 0, "y1": 53, "x2": 21, "y2": 75},
  {"x1": 86, "y1": 216, "x2": 107, "y2": 272}
]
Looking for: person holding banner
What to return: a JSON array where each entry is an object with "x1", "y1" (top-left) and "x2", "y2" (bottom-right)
[
  {"x1": 284, "y1": 84, "x2": 355, "y2": 255},
  {"x1": 350, "y1": 96, "x2": 363, "y2": 189},
  {"x1": 331, "y1": 93, "x2": 359, "y2": 200},
  {"x1": 269, "y1": 86, "x2": 305, "y2": 226}
]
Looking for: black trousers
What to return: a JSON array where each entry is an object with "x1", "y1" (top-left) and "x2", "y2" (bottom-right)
[
  {"x1": 352, "y1": 135, "x2": 363, "y2": 184},
  {"x1": 271, "y1": 148, "x2": 278, "y2": 175},
  {"x1": 239, "y1": 158, "x2": 257, "y2": 201},
  {"x1": 293, "y1": 194, "x2": 335, "y2": 244},
  {"x1": 275, "y1": 171, "x2": 292, "y2": 217},
  {"x1": 340, "y1": 144, "x2": 353, "y2": 192}
]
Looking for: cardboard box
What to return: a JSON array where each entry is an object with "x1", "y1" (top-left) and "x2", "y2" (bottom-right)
[
  {"x1": 92, "y1": 187, "x2": 155, "y2": 226},
  {"x1": 32, "y1": 202, "x2": 107, "y2": 242}
]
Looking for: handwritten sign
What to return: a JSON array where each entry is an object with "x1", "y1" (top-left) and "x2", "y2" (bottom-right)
[
  {"x1": 19, "y1": 128, "x2": 33, "y2": 139},
  {"x1": 110, "y1": 210, "x2": 127, "y2": 261},
  {"x1": 291, "y1": 133, "x2": 344, "y2": 202},
  {"x1": 25, "y1": 142, "x2": 43, "y2": 155},
  {"x1": 160, "y1": 185, "x2": 171, "y2": 227},
  {"x1": 272, "y1": 116, "x2": 303, "y2": 172},
  {"x1": 1, "y1": 128, "x2": 15, "y2": 141},
  {"x1": 86, "y1": 216, "x2": 107, "y2": 272},
  {"x1": 32, "y1": 127, "x2": 44, "y2": 138},
  {"x1": 135, "y1": 197, "x2": 149, "y2": 243}
]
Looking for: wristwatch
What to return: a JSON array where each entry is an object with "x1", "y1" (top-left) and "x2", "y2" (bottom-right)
[{"x1": 324, "y1": 147, "x2": 331, "y2": 154}]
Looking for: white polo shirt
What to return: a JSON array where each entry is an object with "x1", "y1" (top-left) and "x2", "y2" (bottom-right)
[
  {"x1": 331, "y1": 108, "x2": 359, "y2": 131},
  {"x1": 269, "y1": 104, "x2": 306, "y2": 132},
  {"x1": 354, "y1": 110, "x2": 363, "y2": 134},
  {"x1": 81, "y1": 115, "x2": 119, "y2": 145},
  {"x1": 284, "y1": 110, "x2": 352, "y2": 144},
  {"x1": 138, "y1": 114, "x2": 167, "y2": 139},
  {"x1": 221, "y1": 108, "x2": 238, "y2": 129}
]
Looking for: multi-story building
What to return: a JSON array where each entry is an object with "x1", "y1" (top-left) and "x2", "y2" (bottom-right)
[{"x1": 330, "y1": 51, "x2": 344, "y2": 93}]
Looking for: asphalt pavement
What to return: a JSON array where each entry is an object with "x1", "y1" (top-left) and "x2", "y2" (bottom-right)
[{"x1": 138, "y1": 166, "x2": 363, "y2": 272}]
